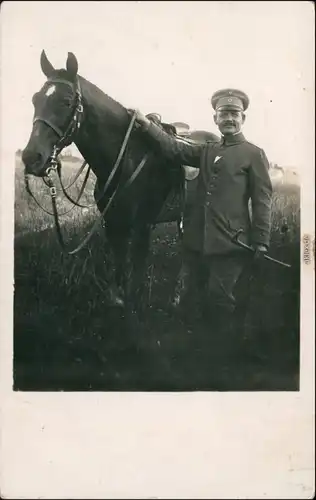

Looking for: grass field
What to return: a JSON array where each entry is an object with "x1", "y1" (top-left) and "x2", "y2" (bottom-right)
[{"x1": 14, "y1": 156, "x2": 301, "y2": 391}]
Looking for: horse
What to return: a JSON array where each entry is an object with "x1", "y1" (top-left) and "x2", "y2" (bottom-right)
[{"x1": 22, "y1": 50, "x2": 218, "y2": 325}]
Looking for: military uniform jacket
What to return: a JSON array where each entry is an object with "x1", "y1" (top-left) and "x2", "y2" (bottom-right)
[{"x1": 144, "y1": 122, "x2": 273, "y2": 255}]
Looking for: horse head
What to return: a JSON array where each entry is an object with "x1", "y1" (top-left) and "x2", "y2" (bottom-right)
[{"x1": 22, "y1": 50, "x2": 82, "y2": 177}]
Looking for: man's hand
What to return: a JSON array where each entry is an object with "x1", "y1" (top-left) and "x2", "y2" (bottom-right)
[
  {"x1": 128, "y1": 109, "x2": 151, "y2": 129},
  {"x1": 251, "y1": 244, "x2": 268, "y2": 262}
]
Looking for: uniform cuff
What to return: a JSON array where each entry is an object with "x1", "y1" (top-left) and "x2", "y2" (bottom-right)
[{"x1": 251, "y1": 239, "x2": 269, "y2": 249}]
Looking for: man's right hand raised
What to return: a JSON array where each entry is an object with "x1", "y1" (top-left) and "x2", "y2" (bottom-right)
[{"x1": 128, "y1": 109, "x2": 151, "y2": 130}]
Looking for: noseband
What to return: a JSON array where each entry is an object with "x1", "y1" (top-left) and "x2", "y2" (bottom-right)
[{"x1": 33, "y1": 77, "x2": 84, "y2": 175}]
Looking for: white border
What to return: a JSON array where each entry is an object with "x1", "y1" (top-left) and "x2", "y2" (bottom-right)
[{"x1": 1, "y1": 2, "x2": 314, "y2": 498}]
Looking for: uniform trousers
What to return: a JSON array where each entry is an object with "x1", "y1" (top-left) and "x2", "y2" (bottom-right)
[{"x1": 173, "y1": 248, "x2": 250, "y2": 328}]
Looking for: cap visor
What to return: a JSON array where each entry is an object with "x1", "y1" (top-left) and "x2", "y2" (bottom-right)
[{"x1": 216, "y1": 105, "x2": 243, "y2": 111}]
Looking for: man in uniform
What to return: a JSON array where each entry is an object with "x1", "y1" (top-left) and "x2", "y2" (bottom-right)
[{"x1": 133, "y1": 89, "x2": 273, "y2": 341}]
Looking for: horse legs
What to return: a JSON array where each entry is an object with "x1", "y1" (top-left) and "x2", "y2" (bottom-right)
[
  {"x1": 124, "y1": 224, "x2": 152, "y2": 318},
  {"x1": 105, "y1": 221, "x2": 151, "y2": 311},
  {"x1": 105, "y1": 225, "x2": 129, "y2": 309},
  {"x1": 132, "y1": 225, "x2": 152, "y2": 315},
  {"x1": 114, "y1": 224, "x2": 152, "y2": 355},
  {"x1": 106, "y1": 221, "x2": 151, "y2": 347},
  {"x1": 176, "y1": 216, "x2": 184, "y2": 241}
]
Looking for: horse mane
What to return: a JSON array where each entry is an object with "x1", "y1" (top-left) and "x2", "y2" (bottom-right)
[{"x1": 79, "y1": 75, "x2": 129, "y2": 126}]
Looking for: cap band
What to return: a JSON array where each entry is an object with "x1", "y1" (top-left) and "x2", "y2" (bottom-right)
[{"x1": 215, "y1": 96, "x2": 244, "y2": 110}]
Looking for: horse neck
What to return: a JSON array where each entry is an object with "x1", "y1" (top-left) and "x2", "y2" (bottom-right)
[{"x1": 74, "y1": 76, "x2": 130, "y2": 180}]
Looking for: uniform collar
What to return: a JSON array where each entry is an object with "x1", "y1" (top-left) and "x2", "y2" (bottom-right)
[{"x1": 220, "y1": 132, "x2": 246, "y2": 146}]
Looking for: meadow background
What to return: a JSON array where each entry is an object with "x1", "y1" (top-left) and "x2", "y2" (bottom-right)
[{"x1": 14, "y1": 152, "x2": 300, "y2": 391}]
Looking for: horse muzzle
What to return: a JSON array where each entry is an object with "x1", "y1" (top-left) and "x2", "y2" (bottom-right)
[{"x1": 22, "y1": 149, "x2": 50, "y2": 177}]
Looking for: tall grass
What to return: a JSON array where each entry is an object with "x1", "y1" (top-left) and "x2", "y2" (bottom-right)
[
  {"x1": 271, "y1": 183, "x2": 300, "y2": 244},
  {"x1": 14, "y1": 158, "x2": 301, "y2": 391}
]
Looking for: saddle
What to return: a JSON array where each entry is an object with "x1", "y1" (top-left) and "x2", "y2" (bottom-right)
[{"x1": 146, "y1": 113, "x2": 176, "y2": 135}]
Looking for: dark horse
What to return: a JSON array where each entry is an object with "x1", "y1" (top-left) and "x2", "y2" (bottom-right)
[{"x1": 22, "y1": 51, "x2": 218, "y2": 322}]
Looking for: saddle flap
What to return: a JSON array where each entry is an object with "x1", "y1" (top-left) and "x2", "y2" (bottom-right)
[{"x1": 182, "y1": 165, "x2": 200, "y2": 181}]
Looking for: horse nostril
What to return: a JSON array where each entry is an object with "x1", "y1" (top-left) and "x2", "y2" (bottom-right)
[{"x1": 22, "y1": 150, "x2": 42, "y2": 169}]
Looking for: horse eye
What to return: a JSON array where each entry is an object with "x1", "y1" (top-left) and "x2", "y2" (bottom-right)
[{"x1": 62, "y1": 98, "x2": 72, "y2": 108}]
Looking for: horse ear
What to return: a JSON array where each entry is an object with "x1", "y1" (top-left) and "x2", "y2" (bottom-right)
[
  {"x1": 40, "y1": 50, "x2": 55, "y2": 77},
  {"x1": 66, "y1": 52, "x2": 78, "y2": 78}
]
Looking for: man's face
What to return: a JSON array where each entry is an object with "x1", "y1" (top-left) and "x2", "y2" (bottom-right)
[{"x1": 214, "y1": 108, "x2": 245, "y2": 136}]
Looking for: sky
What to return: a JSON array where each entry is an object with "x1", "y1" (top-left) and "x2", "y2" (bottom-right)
[{"x1": 1, "y1": 1, "x2": 314, "y2": 169}]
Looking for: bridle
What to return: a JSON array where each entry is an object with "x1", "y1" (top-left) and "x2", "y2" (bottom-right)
[
  {"x1": 24, "y1": 77, "x2": 149, "y2": 255},
  {"x1": 33, "y1": 77, "x2": 84, "y2": 176},
  {"x1": 25, "y1": 77, "x2": 89, "y2": 216}
]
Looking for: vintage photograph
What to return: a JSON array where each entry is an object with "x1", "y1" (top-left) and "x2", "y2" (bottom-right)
[
  {"x1": 9, "y1": 2, "x2": 304, "y2": 393},
  {"x1": 1, "y1": 2, "x2": 314, "y2": 499}
]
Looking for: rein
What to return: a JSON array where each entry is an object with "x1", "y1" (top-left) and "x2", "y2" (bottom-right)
[
  {"x1": 50, "y1": 109, "x2": 147, "y2": 256},
  {"x1": 25, "y1": 80, "x2": 148, "y2": 254},
  {"x1": 57, "y1": 163, "x2": 93, "y2": 209},
  {"x1": 52, "y1": 153, "x2": 149, "y2": 256},
  {"x1": 25, "y1": 160, "x2": 92, "y2": 216}
]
